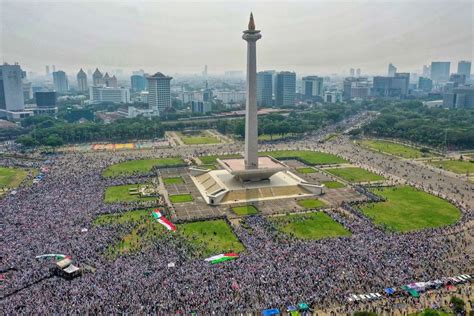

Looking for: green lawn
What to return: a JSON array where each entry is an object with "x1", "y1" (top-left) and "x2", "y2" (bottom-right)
[
  {"x1": 322, "y1": 181, "x2": 345, "y2": 189},
  {"x1": 199, "y1": 154, "x2": 242, "y2": 165},
  {"x1": 428, "y1": 159, "x2": 474, "y2": 175},
  {"x1": 325, "y1": 167, "x2": 385, "y2": 183},
  {"x1": 296, "y1": 167, "x2": 316, "y2": 174},
  {"x1": 409, "y1": 309, "x2": 453, "y2": 316},
  {"x1": 178, "y1": 132, "x2": 221, "y2": 145},
  {"x1": 232, "y1": 205, "x2": 259, "y2": 215},
  {"x1": 163, "y1": 176, "x2": 184, "y2": 185},
  {"x1": 178, "y1": 219, "x2": 245, "y2": 257},
  {"x1": 297, "y1": 198, "x2": 327, "y2": 209},
  {"x1": 93, "y1": 209, "x2": 167, "y2": 257},
  {"x1": 104, "y1": 184, "x2": 157, "y2": 203},
  {"x1": 103, "y1": 158, "x2": 185, "y2": 177},
  {"x1": 360, "y1": 186, "x2": 461, "y2": 232},
  {"x1": 360, "y1": 139, "x2": 436, "y2": 159},
  {"x1": 0, "y1": 166, "x2": 29, "y2": 189},
  {"x1": 169, "y1": 193, "x2": 193, "y2": 203},
  {"x1": 271, "y1": 212, "x2": 351, "y2": 240},
  {"x1": 261, "y1": 150, "x2": 347, "y2": 165}
]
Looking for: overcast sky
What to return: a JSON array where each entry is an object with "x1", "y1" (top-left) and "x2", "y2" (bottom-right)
[{"x1": 1, "y1": 0, "x2": 473, "y2": 76}]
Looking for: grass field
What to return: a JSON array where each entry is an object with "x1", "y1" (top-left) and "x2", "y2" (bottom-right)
[
  {"x1": 428, "y1": 159, "x2": 474, "y2": 175},
  {"x1": 199, "y1": 154, "x2": 242, "y2": 165},
  {"x1": 360, "y1": 139, "x2": 436, "y2": 159},
  {"x1": 163, "y1": 176, "x2": 184, "y2": 185},
  {"x1": 232, "y1": 205, "x2": 259, "y2": 215},
  {"x1": 297, "y1": 198, "x2": 327, "y2": 209},
  {"x1": 178, "y1": 219, "x2": 245, "y2": 257},
  {"x1": 0, "y1": 166, "x2": 29, "y2": 189},
  {"x1": 409, "y1": 309, "x2": 453, "y2": 316},
  {"x1": 177, "y1": 131, "x2": 221, "y2": 145},
  {"x1": 261, "y1": 150, "x2": 347, "y2": 165},
  {"x1": 360, "y1": 186, "x2": 461, "y2": 232},
  {"x1": 169, "y1": 193, "x2": 193, "y2": 203},
  {"x1": 325, "y1": 167, "x2": 385, "y2": 183},
  {"x1": 296, "y1": 167, "x2": 316, "y2": 174},
  {"x1": 94, "y1": 209, "x2": 167, "y2": 257},
  {"x1": 104, "y1": 184, "x2": 157, "y2": 203},
  {"x1": 322, "y1": 181, "x2": 345, "y2": 189},
  {"x1": 271, "y1": 212, "x2": 351, "y2": 240},
  {"x1": 103, "y1": 158, "x2": 185, "y2": 177}
]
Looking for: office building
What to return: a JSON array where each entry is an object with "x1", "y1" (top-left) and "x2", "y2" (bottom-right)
[
  {"x1": 394, "y1": 73, "x2": 410, "y2": 96},
  {"x1": 191, "y1": 101, "x2": 212, "y2": 114},
  {"x1": 257, "y1": 71, "x2": 273, "y2": 106},
  {"x1": 0, "y1": 63, "x2": 25, "y2": 114},
  {"x1": 324, "y1": 90, "x2": 342, "y2": 103},
  {"x1": 101, "y1": 73, "x2": 118, "y2": 88},
  {"x1": 45, "y1": 65, "x2": 50, "y2": 76},
  {"x1": 214, "y1": 90, "x2": 246, "y2": 104},
  {"x1": 301, "y1": 76, "x2": 324, "y2": 99},
  {"x1": 131, "y1": 74, "x2": 147, "y2": 92},
  {"x1": 457, "y1": 61, "x2": 471, "y2": 80},
  {"x1": 418, "y1": 77, "x2": 433, "y2": 92},
  {"x1": 350, "y1": 68, "x2": 355, "y2": 77},
  {"x1": 356, "y1": 68, "x2": 361, "y2": 77},
  {"x1": 203, "y1": 81, "x2": 213, "y2": 102},
  {"x1": 443, "y1": 86, "x2": 474, "y2": 108},
  {"x1": 422, "y1": 65, "x2": 431, "y2": 78},
  {"x1": 449, "y1": 74, "x2": 466, "y2": 87},
  {"x1": 92, "y1": 68, "x2": 103, "y2": 85},
  {"x1": 430, "y1": 62, "x2": 450, "y2": 82},
  {"x1": 52, "y1": 70, "x2": 69, "y2": 93},
  {"x1": 343, "y1": 77, "x2": 369, "y2": 100},
  {"x1": 22, "y1": 82, "x2": 33, "y2": 100},
  {"x1": 89, "y1": 86, "x2": 130, "y2": 104},
  {"x1": 147, "y1": 72, "x2": 172, "y2": 115},
  {"x1": 76, "y1": 68, "x2": 88, "y2": 92},
  {"x1": 388, "y1": 63, "x2": 397, "y2": 77},
  {"x1": 35, "y1": 91, "x2": 57, "y2": 107},
  {"x1": 275, "y1": 71, "x2": 296, "y2": 107},
  {"x1": 372, "y1": 75, "x2": 409, "y2": 98}
]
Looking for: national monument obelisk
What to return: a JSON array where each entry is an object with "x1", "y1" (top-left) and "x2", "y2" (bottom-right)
[{"x1": 242, "y1": 13, "x2": 261, "y2": 170}]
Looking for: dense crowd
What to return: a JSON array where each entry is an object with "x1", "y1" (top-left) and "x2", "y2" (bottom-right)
[{"x1": 2, "y1": 114, "x2": 473, "y2": 314}]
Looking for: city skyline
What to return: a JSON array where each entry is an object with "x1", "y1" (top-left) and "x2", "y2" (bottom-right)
[{"x1": 1, "y1": 0, "x2": 472, "y2": 75}]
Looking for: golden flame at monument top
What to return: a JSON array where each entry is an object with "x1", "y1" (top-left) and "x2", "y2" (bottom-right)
[{"x1": 248, "y1": 12, "x2": 255, "y2": 30}]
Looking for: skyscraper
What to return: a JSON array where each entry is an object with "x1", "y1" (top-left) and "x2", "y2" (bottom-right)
[
  {"x1": 356, "y1": 68, "x2": 361, "y2": 77},
  {"x1": 92, "y1": 68, "x2": 103, "y2": 86},
  {"x1": 52, "y1": 70, "x2": 69, "y2": 93},
  {"x1": 388, "y1": 63, "x2": 397, "y2": 77},
  {"x1": 275, "y1": 71, "x2": 296, "y2": 107},
  {"x1": 422, "y1": 65, "x2": 431, "y2": 78},
  {"x1": 45, "y1": 65, "x2": 50, "y2": 76},
  {"x1": 76, "y1": 68, "x2": 88, "y2": 92},
  {"x1": 0, "y1": 63, "x2": 25, "y2": 113},
  {"x1": 430, "y1": 62, "x2": 450, "y2": 82},
  {"x1": 418, "y1": 77, "x2": 433, "y2": 92},
  {"x1": 131, "y1": 74, "x2": 146, "y2": 92},
  {"x1": 350, "y1": 68, "x2": 355, "y2": 77},
  {"x1": 257, "y1": 71, "x2": 273, "y2": 107},
  {"x1": 147, "y1": 72, "x2": 172, "y2": 115},
  {"x1": 302, "y1": 76, "x2": 324, "y2": 99},
  {"x1": 394, "y1": 72, "x2": 410, "y2": 96},
  {"x1": 457, "y1": 61, "x2": 471, "y2": 79}
]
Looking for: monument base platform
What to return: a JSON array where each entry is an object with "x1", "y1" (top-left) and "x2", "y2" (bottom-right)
[{"x1": 191, "y1": 168, "x2": 324, "y2": 205}]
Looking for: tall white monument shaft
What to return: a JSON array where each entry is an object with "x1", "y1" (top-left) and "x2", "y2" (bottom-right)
[{"x1": 242, "y1": 13, "x2": 261, "y2": 170}]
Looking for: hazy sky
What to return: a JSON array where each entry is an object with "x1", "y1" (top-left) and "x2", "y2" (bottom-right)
[{"x1": 1, "y1": 0, "x2": 473, "y2": 76}]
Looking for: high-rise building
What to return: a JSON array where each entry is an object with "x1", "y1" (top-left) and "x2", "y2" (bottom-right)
[
  {"x1": 275, "y1": 71, "x2": 296, "y2": 107},
  {"x1": 22, "y1": 82, "x2": 33, "y2": 100},
  {"x1": 131, "y1": 74, "x2": 146, "y2": 92},
  {"x1": 372, "y1": 75, "x2": 409, "y2": 98},
  {"x1": 443, "y1": 86, "x2": 474, "y2": 108},
  {"x1": 356, "y1": 68, "x2": 361, "y2": 77},
  {"x1": 35, "y1": 91, "x2": 57, "y2": 107},
  {"x1": 350, "y1": 68, "x2": 355, "y2": 77},
  {"x1": 147, "y1": 72, "x2": 172, "y2": 115},
  {"x1": 418, "y1": 77, "x2": 433, "y2": 92},
  {"x1": 0, "y1": 63, "x2": 25, "y2": 112},
  {"x1": 76, "y1": 68, "x2": 88, "y2": 92},
  {"x1": 203, "y1": 81, "x2": 213, "y2": 102},
  {"x1": 394, "y1": 72, "x2": 410, "y2": 96},
  {"x1": 449, "y1": 74, "x2": 466, "y2": 87},
  {"x1": 343, "y1": 77, "x2": 369, "y2": 100},
  {"x1": 45, "y1": 65, "x2": 50, "y2": 76},
  {"x1": 92, "y1": 68, "x2": 103, "y2": 86},
  {"x1": 388, "y1": 63, "x2": 397, "y2": 77},
  {"x1": 301, "y1": 76, "x2": 324, "y2": 99},
  {"x1": 430, "y1": 62, "x2": 450, "y2": 82},
  {"x1": 257, "y1": 71, "x2": 273, "y2": 106},
  {"x1": 53, "y1": 71, "x2": 69, "y2": 93},
  {"x1": 89, "y1": 86, "x2": 130, "y2": 103},
  {"x1": 191, "y1": 100, "x2": 212, "y2": 114},
  {"x1": 203, "y1": 65, "x2": 208, "y2": 77},
  {"x1": 457, "y1": 61, "x2": 471, "y2": 80},
  {"x1": 52, "y1": 65, "x2": 56, "y2": 72}
]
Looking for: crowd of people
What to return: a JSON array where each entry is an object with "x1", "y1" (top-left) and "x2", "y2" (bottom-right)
[{"x1": 2, "y1": 114, "x2": 473, "y2": 314}]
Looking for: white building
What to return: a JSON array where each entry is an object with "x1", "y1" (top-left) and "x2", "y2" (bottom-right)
[
  {"x1": 324, "y1": 90, "x2": 342, "y2": 103},
  {"x1": 0, "y1": 63, "x2": 25, "y2": 117},
  {"x1": 302, "y1": 76, "x2": 324, "y2": 98},
  {"x1": 89, "y1": 86, "x2": 130, "y2": 104},
  {"x1": 77, "y1": 68, "x2": 88, "y2": 92},
  {"x1": 191, "y1": 101, "x2": 212, "y2": 114},
  {"x1": 53, "y1": 70, "x2": 69, "y2": 93},
  {"x1": 214, "y1": 90, "x2": 246, "y2": 103},
  {"x1": 147, "y1": 72, "x2": 172, "y2": 115}
]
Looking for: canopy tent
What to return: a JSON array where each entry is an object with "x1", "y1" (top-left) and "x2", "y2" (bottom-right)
[
  {"x1": 384, "y1": 288, "x2": 395, "y2": 295},
  {"x1": 401, "y1": 285, "x2": 420, "y2": 298},
  {"x1": 204, "y1": 253, "x2": 239, "y2": 264},
  {"x1": 298, "y1": 303, "x2": 310, "y2": 311},
  {"x1": 35, "y1": 254, "x2": 68, "y2": 261}
]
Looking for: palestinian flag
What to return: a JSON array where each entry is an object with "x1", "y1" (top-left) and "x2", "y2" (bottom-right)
[
  {"x1": 204, "y1": 253, "x2": 239, "y2": 264},
  {"x1": 151, "y1": 209, "x2": 162, "y2": 220},
  {"x1": 158, "y1": 216, "x2": 176, "y2": 231}
]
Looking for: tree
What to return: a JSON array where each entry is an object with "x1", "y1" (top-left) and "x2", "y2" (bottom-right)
[
  {"x1": 450, "y1": 296, "x2": 465, "y2": 315},
  {"x1": 16, "y1": 135, "x2": 38, "y2": 147},
  {"x1": 44, "y1": 134, "x2": 64, "y2": 147}
]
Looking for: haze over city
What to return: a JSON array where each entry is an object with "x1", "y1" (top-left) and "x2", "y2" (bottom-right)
[{"x1": 2, "y1": 0, "x2": 473, "y2": 75}]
